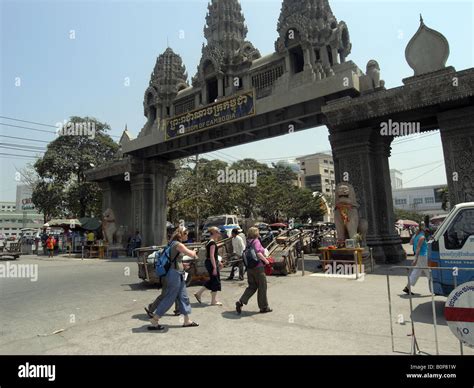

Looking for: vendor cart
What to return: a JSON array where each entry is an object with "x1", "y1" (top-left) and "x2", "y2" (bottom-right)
[
  {"x1": 136, "y1": 238, "x2": 232, "y2": 287},
  {"x1": 0, "y1": 242, "x2": 22, "y2": 260},
  {"x1": 265, "y1": 229, "x2": 312, "y2": 275}
]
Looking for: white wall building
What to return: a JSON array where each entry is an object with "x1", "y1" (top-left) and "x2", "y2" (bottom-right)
[{"x1": 392, "y1": 185, "x2": 448, "y2": 217}]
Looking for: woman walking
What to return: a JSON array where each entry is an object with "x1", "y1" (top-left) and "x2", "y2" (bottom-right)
[
  {"x1": 403, "y1": 228, "x2": 430, "y2": 294},
  {"x1": 149, "y1": 227, "x2": 199, "y2": 331},
  {"x1": 236, "y1": 227, "x2": 272, "y2": 314},
  {"x1": 194, "y1": 227, "x2": 223, "y2": 306}
]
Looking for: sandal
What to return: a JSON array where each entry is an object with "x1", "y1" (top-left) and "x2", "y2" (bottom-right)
[
  {"x1": 260, "y1": 308, "x2": 273, "y2": 314},
  {"x1": 144, "y1": 306, "x2": 154, "y2": 318},
  {"x1": 173, "y1": 310, "x2": 180, "y2": 316},
  {"x1": 182, "y1": 321, "x2": 199, "y2": 328},
  {"x1": 193, "y1": 293, "x2": 202, "y2": 304},
  {"x1": 211, "y1": 302, "x2": 223, "y2": 306}
]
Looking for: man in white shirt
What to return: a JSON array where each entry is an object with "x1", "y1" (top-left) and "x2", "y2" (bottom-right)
[{"x1": 227, "y1": 228, "x2": 246, "y2": 281}]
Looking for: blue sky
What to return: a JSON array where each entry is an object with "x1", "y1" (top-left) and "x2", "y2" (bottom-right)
[{"x1": 1, "y1": 0, "x2": 473, "y2": 201}]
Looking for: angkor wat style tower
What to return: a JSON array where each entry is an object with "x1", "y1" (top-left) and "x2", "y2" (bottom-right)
[
  {"x1": 275, "y1": 0, "x2": 352, "y2": 77},
  {"x1": 140, "y1": 48, "x2": 189, "y2": 137}
]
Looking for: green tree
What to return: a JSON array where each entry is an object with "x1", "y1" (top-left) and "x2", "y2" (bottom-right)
[{"x1": 33, "y1": 116, "x2": 118, "y2": 218}]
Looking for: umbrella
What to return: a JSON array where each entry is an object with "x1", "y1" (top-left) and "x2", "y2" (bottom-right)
[
  {"x1": 47, "y1": 219, "x2": 82, "y2": 229},
  {"x1": 78, "y1": 217, "x2": 101, "y2": 231},
  {"x1": 396, "y1": 219, "x2": 419, "y2": 227}
]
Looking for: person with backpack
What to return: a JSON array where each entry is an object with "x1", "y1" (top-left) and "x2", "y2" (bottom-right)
[
  {"x1": 235, "y1": 227, "x2": 272, "y2": 314},
  {"x1": 149, "y1": 227, "x2": 199, "y2": 331},
  {"x1": 193, "y1": 226, "x2": 223, "y2": 306}
]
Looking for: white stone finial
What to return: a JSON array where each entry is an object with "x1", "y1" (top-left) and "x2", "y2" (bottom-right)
[{"x1": 405, "y1": 17, "x2": 450, "y2": 76}]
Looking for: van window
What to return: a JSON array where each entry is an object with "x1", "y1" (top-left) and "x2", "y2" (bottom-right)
[
  {"x1": 226, "y1": 217, "x2": 234, "y2": 225},
  {"x1": 444, "y1": 209, "x2": 474, "y2": 250}
]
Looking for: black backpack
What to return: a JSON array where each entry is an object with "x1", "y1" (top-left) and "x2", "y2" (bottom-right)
[{"x1": 242, "y1": 240, "x2": 260, "y2": 269}]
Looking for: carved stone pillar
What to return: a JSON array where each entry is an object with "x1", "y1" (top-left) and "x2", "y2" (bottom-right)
[
  {"x1": 438, "y1": 106, "x2": 474, "y2": 205},
  {"x1": 151, "y1": 160, "x2": 176, "y2": 246},
  {"x1": 131, "y1": 173, "x2": 154, "y2": 246},
  {"x1": 329, "y1": 126, "x2": 405, "y2": 263}
]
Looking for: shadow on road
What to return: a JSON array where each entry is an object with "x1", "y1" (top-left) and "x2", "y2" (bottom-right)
[
  {"x1": 221, "y1": 310, "x2": 260, "y2": 320},
  {"x1": 411, "y1": 301, "x2": 447, "y2": 326},
  {"x1": 122, "y1": 282, "x2": 159, "y2": 291}
]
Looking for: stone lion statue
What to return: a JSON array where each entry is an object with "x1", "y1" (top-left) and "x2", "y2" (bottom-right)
[
  {"x1": 334, "y1": 183, "x2": 368, "y2": 246},
  {"x1": 102, "y1": 208, "x2": 118, "y2": 244}
]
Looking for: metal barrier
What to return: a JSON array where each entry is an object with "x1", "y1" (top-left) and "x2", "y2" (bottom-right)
[{"x1": 386, "y1": 266, "x2": 474, "y2": 355}]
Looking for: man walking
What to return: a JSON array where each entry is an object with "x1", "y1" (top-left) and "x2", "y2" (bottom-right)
[{"x1": 227, "y1": 229, "x2": 246, "y2": 281}]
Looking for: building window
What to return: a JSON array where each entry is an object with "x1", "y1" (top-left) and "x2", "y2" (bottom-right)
[
  {"x1": 424, "y1": 197, "x2": 435, "y2": 204},
  {"x1": 324, "y1": 160, "x2": 328, "y2": 164},
  {"x1": 395, "y1": 199, "x2": 407, "y2": 205},
  {"x1": 325, "y1": 179, "x2": 329, "y2": 183},
  {"x1": 330, "y1": 170, "x2": 334, "y2": 175},
  {"x1": 413, "y1": 198, "x2": 423, "y2": 205},
  {"x1": 330, "y1": 161, "x2": 334, "y2": 165},
  {"x1": 326, "y1": 189, "x2": 331, "y2": 193},
  {"x1": 324, "y1": 169, "x2": 329, "y2": 173}
]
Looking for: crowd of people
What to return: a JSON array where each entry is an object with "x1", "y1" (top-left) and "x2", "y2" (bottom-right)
[{"x1": 145, "y1": 226, "x2": 273, "y2": 331}]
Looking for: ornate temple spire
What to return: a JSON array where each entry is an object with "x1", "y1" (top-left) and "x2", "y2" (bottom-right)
[
  {"x1": 149, "y1": 47, "x2": 189, "y2": 100},
  {"x1": 275, "y1": 0, "x2": 351, "y2": 64},
  {"x1": 193, "y1": 0, "x2": 260, "y2": 87},
  {"x1": 204, "y1": 0, "x2": 248, "y2": 55}
]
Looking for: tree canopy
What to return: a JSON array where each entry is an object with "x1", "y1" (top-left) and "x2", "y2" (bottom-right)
[{"x1": 32, "y1": 116, "x2": 118, "y2": 220}]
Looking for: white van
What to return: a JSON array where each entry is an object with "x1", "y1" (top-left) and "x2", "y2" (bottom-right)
[
  {"x1": 201, "y1": 215, "x2": 240, "y2": 241},
  {"x1": 428, "y1": 202, "x2": 474, "y2": 296}
]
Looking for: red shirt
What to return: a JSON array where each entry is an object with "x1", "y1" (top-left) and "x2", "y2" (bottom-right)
[{"x1": 46, "y1": 237, "x2": 55, "y2": 249}]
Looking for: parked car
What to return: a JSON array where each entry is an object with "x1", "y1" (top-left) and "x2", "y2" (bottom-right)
[{"x1": 201, "y1": 215, "x2": 240, "y2": 241}]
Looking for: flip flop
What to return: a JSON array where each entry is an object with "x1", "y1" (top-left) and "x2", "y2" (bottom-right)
[
  {"x1": 144, "y1": 306, "x2": 154, "y2": 318},
  {"x1": 182, "y1": 321, "x2": 199, "y2": 328},
  {"x1": 193, "y1": 293, "x2": 202, "y2": 304}
]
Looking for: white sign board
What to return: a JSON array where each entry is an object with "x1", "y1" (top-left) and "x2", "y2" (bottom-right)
[{"x1": 445, "y1": 281, "x2": 474, "y2": 348}]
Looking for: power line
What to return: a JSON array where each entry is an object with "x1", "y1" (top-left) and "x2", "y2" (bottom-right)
[
  {"x1": 0, "y1": 143, "x2": 46, "y2": 151},
  {"x1": 0, "y1": 116, "x2": 121, "y2": 139},
  {"x1": 0, "y1": 116, "x2": 58, "y2": 128},
  {"x1": 399, "y1": 160, "x2": 443, "y2": 172},
  {"x1": 404, "y1": 163, "x2": 444, "y2": 185},
  {"x1": 0, "y1": 135, "x2": 50, "y2": 144},
  {"x1": 0, "y1": 153, "x2": 38, "y2": 160},
  {"x1": 392, "y1": 145, "x2": 441, "y2": 155},
  {"x1": 0, "y1": 122, "x2": 57, "y2": 134}
]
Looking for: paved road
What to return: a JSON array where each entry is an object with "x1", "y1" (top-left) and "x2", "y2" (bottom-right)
[{"x1": 0, "y1": 254, "x2": 472, "y2": 355}]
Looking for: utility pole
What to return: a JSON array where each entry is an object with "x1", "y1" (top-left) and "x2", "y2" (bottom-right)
[{"x1": 195, "y1": 154, "x2": 200, "y2": 241}]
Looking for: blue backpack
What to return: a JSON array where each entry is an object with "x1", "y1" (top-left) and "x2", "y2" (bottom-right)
[
  {"x1": 155, "y1": 241, "x2": 179, "y2": 277},
  {"x1": 242, "y1": 239, "x2": 260, "y2": 269}
]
